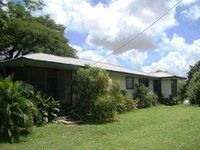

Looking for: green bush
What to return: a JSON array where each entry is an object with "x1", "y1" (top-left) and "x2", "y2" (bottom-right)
[
  {"x1": 186, "y1": 70, "x2": 200, "y2": 105},
  {"x1": 31, "y1": 93, "x2": 60, "y2": 125},
  {"x1": 161, "y1": 95, "x2": 178, "y2": 105},
  {"x1": 92, "y1": 94, "x2": 116, "y2": 120},
  {"x1": 73, "y1": 66, "x2": 136, "y2": 121},
  {"x1": 177, "y1": 80, "x2": 187, "y2": 102},
  {"x1": 134, "y1": 84, "x2": 158, "y2": 108},
  {"x1": 110, "y1": 82, "x2": 137, "y2": 112},
  {"x1": 73, "y1": 65, "x2": 113, "y2": 120},
  {"x1": 122, "y1": 94, "x2": 137, "y2": 111},
  {"x1": 0, "y1": 77, "x2": 36, "y2": 142},
  {"x1": 146, "y1": 92, "x2": 158, "y2": 106},
  {"x1": 15, "y1": 82, "x2": 60, "y2": 125}
]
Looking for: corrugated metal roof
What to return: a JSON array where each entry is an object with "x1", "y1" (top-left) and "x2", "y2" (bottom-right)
[
  {"x1": 150, "y1": 71, "x2": 186, "y2": 79},
  {"x1": 1, "y1": 53, "x2": 186, "y2": 79},
  {"x1": 23, "y1": 53, "x2": 154, "y2": 77}
]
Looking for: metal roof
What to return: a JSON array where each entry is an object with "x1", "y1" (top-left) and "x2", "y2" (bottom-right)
[
  {"x1": 23, "y1": 53, "x2": 154, "y2": 77},
  {"x1": 150, "y1": 71, "x2": 186, "y2": 79},
  {"x1": 0, "y1": 53, "x2": 186, "y2": 79}
]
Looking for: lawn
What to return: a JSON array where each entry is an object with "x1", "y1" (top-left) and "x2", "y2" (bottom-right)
[{"x1": 1, "y1": 105, "x2": 200, "y2": 150}]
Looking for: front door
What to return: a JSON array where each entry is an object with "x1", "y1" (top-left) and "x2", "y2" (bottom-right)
[{"x1": 153, "y1": 80, "x2": 161, "y2": 99}]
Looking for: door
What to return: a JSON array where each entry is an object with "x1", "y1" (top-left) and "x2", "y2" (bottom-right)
[{"x1": 153, "y1": 80, "x2": 161, "y2": 99}]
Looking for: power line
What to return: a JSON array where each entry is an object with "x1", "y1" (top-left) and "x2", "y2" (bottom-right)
[{"x1": 91, "y1": 0, "x2": 183, "y2": 66}]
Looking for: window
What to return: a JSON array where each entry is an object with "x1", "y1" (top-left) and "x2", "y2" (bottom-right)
[
  {"x1": 126, "y1": 77, "x2": 134, "y2": 89},
  {"x1": 171, "y1": 79, "x2": 177, "y2": 97},
  {"x1": 139, "y1": 78, "x2": 149, "y2": 87}
]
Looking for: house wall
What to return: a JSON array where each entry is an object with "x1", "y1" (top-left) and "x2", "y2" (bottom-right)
[
  {"x1": 109, "y1": 72, "x2": 154, "y2": 95},
  {"x1": 161, "y1": 79, "x2": 171, "y2": 97},
  {"x1": 109, "y1": 72, "x2": 136, "y2": 95}
]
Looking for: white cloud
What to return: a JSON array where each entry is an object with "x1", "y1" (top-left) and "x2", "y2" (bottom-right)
[
  {"x1": 181, "y1": 0, "x2": 198, "y2": 6},
  {"x1": 39, "y1": 0, "x2": 179, "y2": 52},
  {"x1": 181, "y1": 4, "x2": 200, "y2": 21},
  {"x1": 37, "y1": 0, "x2": 200, "y2": 76},
  {"x1": 71, "y1": 43, "x2": 148, "y2": 71},
  {"x1": 143, "y1": 34, "x2": 200, "y2": 76}
]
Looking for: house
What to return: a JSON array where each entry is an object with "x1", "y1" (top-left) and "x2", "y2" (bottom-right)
[{"x1": 0, "y1": 53, "x2": 186, "y2": 105}]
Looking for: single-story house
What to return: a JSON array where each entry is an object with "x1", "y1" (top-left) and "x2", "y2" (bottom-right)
[{"x1": 0, "y1": 53, "x2": 186, "y2": 106}]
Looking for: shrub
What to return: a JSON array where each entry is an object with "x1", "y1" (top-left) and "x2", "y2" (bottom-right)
[
  {"x1": 161, "y1": 95, "x2": 178, "y2": 105},
  {"x1": 14, "y1": 82, "x2": 60, "y2": 125},
  {"x1": 146, "y1": 92, "x2": 158, "y2": 106},
  {"x1": 177, "y1": 80, "x2": 187, "y2": 102},
  {"x1": 31, "y1": 94, "x2": 60, "y2": 124},
  {"x1": 122, "y1": 94, "x2": 137, "y2": 111},
  {"x1": 73, "y1": 65, "x2": 112, "y2": 120},
  {"x1": 0, "y1": 77, "x2": 36, "y2": 142},
  {"x1": 186, "y1": 70, "x2": 200, "y2": 105},
  {"x1": 110, "y1": 82, "x2": 137, "y2": 112},
  {"x1": 134, "y1": 84, "x2": 158, "y2": 108},
  {"x1": 73, "y1": 66, "x2": 137, "y2": 121},
  {"x1": 92, "y1": 94, "x2": 116, "y2": 120}
]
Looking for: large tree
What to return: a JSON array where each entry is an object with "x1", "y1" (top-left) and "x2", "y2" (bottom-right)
[
  {"x1": 0, "y1": 0, "x2": 76, "y2": 60},
  {"x1": 186, "y1": 70, "x2": 200, "y2": 105},
  {"x1": 187, "y1": 60, "x2": 200, "y2": 85},
  {"x1": 186, "y1": 60, "x2": 200, "y2": 105}
]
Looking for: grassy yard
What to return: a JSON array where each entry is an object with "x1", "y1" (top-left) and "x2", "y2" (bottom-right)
[{"x1": 1, "y1": 105, "x2": 200, "y2": 150}]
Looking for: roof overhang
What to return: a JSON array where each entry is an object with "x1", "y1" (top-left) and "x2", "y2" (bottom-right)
[
  {"x1": 0, "y1": 53, "x2": 187, "y2": 80},
  {"x1": 0, "y1": 57, "x2": 155, "y2": 78}
]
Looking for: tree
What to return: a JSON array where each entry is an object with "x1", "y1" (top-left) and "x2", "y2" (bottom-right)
[
  {"x1": 0, "y1": 0, "x2": 76, "y2": 60},
  {"x1": 187, "y1": 60, "x2": 200, "y2": 85},
  {"x1": 177, "y1": 80, "x2": 186, "y2": 101},
  {"x1": 186, "y1": 70, "x2": 200, "y2": 105}
]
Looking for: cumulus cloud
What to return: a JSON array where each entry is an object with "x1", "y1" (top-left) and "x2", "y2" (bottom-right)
[
  {"x1": 143, "y1": 34, "x2": 200, "y2": 76},
  {"x1": 70, "y1": 43, "x2": 148, "y2": 71},
  {"x1": 39, "y1": 0, "x2": 179, "y2": 52},
  {"x1": 37, "y1": 0, "x2": 199, "y2": 76},
  {"x1": 181, "y1": 4, "x2": 200, "y2": 21}
]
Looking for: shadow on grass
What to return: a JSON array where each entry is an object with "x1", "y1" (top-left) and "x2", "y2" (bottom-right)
[{"x1": 0, "y1": 130, "x2": 30, "y2": 144}]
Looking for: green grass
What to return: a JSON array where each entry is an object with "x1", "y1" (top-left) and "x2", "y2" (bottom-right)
[{"x1": 1, "y1": 105, "x2": 200, "y2": 150}]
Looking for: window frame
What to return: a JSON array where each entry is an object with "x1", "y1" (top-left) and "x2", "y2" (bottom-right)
[{"x1": 126, "y1": 76, "x2": 134, "y2": 89}]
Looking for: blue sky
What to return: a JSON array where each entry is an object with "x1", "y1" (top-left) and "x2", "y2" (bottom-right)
[{"x1": 40, "y1": 0, "x2": 200, "y2": 76}]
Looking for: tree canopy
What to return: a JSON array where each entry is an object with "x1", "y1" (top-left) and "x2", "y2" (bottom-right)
[
  {"x1": 186, "y1": 70, "x2": 200, "y2": 105},
  {"x1": 185, "y1": 60, "x2": 200, "y2": 105},
  {"x1": 187, "y1": 60, "x2": 200, "y2": 85},
  {"x1": 0, "y1": 0, "x2": 76, "y2": 60}
]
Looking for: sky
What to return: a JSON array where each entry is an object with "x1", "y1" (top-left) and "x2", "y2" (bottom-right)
[{"x1": 37, "y1": 0, "x2": 200, "y2": 76}]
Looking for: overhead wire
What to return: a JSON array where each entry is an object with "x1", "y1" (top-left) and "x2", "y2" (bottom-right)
[{"x1": 91, "y1": 0, "x2": 183, "y2": 66}]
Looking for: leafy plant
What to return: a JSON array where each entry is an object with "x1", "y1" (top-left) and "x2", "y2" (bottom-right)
[
  {"x1": 92, "y1": 94, "x2": 116, "y2": 120},
  {"x1": 186, "y1": 70, "x2": 200, "y2": 105},
  {"x1": 134, "y1": 84, "x2": 158, "y2": 108},
  {"x1": 31, "y1": 93, "x2": 60, "y2": 124},
  {"x1": 73, "y1": 66, "x2": 137, "y2": 121},
  {"x1": 73, "y1": 65, "x2": 111, "y2": 120},
  {"x1": 177, "y1": 80, "x2": 187, "y2": 102},
  {"x1": 0, "y1": 77, "x2": 36, "y2": 142},
  {"x1": 110, "y1": 82, "x2": 137, "y2": 112}
]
